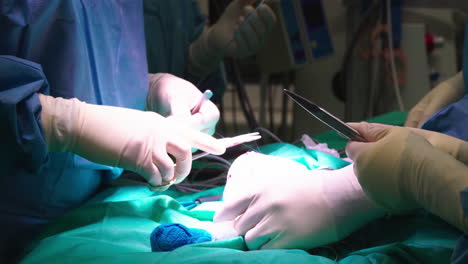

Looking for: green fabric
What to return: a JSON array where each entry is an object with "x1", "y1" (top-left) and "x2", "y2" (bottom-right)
[
  {"x1": 260, "y1": 143, "x2": 350, "y2": 170},
  {"x1": 20, "y1": 111, "x2": 460, "y2": 264}
]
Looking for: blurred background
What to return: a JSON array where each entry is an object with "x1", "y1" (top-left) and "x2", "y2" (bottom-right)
[{"x1": 198, "y1": 0, "x2": 466, "y2": 143}]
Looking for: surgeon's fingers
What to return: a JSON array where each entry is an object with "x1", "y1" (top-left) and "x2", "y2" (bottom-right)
[
  {"x1": 241, "y1": 6, "x2": 261, "y2": 52},
  {"x1": 144, "y1": 164, "x2": 163, "y2": 187},
  {"x1": 233, "y1": 202, "x2": 268, "y2": 236},
  {"x1": 404, "y1": 127, "x2": 466, "y2": 160},
  {"x1": 244, "y1": 221, "x2": 277, "y2": 250},
  {"x1": 188, "y1": 131, "x2": 226, "y2": 155},
  {"x1": 152, "y1": 150, "x2": 176, "y2": 184},
  {"x1": 167, "y1": 141, "x2": 192, "y2": 183},
  {"x1": 189, "y1": 100, "x2": 220, "y2": 133},
  {"x1": 168, "y1": 119, "x2": 225, "y2": 155},
  {"x1": 257, "y1": 3, "x2": 277, "y2": 32},
  {"x1": 214, "y1": 196, "x2": 252, "y2": 222},
  {"x1": 246, "y1": 6, "x2": 267, "y2": 40},
  {"x1": 347, "y1": 122, "x2": 395, "y2": 142},
  {"x1": 404, "y1": 107, "x2": 424, "y2": 128},
  {"x1": 346, "y1": 141, "x2": 375, "y2": 161},
  {"x1": 346, "y1": 122, "x2": 395, "y2": 161},
  {"x1": 168, "y1": 100, "x2": 192, "y2": 118}
]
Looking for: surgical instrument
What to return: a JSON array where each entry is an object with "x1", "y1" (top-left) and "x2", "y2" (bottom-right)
[{"x1": 283, "y1": 90, "x2": 366, "y2": 142}]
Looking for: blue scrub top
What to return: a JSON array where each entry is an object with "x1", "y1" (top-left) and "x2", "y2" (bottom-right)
[{"x1": 0, "y1": 1, "x2": 148, "y2": 261}]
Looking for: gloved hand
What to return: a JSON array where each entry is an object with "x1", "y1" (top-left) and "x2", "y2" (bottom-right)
[
  {"x1": 189, "y1": 0, "x2": 276, "y2": 76},
  {"x1": 146, "y1": 73, "x2": 219, "y2": 135},
  {"x1": 346, "y1": 122, "x2": 468, "y2": 231},
  {"x1": 405, "y1": 71, "x2": 464, "y2": 128},
  {"x1": 214, "y1": 152, "x2": 385, "y2": 250},
  {"x1": 38, "y1": 94, "x2": 225, "y2": 189}
]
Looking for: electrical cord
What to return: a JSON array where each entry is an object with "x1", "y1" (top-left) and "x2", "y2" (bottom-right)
[
  {"x1": 254, "y1": 126, "x2": 283, "y2": 143},
  {"x1": 386, "y1": 0, "x2": 405, "y2": 111},
  {"x1": 338, "y1": 0, "x2": 383, "y2": 121}
]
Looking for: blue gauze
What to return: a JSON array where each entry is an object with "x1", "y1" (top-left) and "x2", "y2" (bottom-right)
[{"x1": 150, "y1": 223, "x2": 212, "y2": 252}]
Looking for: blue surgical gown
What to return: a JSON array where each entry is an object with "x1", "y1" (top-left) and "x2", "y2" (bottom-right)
[
  {"x1": 143, "y1": 0, "x2": 227, "y2": 103},
  {"x1": 0, "y1": 1, "x2": 148, "y2": 261}
]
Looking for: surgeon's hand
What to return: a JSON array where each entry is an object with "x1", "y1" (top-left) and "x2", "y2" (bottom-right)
[
  {"x1": 346, "y1": 122, "x2": 468, "y2": 231},
  {"x1": 146, "y1": 73, "x2": 219, "y2": 135},
  {"x1": 214, "y1": 152, "x2": 385, "y2": 250},
  {"x1": 405, "y1": 71, "x2": 464, "y2": 128},
  {"x1": 38, "y1": 94, "x2": 225, "y2": 189},
  {"x1": 189, "y1": 0, "x2": 276, "y2": 76}
]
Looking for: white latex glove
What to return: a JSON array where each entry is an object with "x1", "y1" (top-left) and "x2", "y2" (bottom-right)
[
  {"x1": 346, "y1": 122, "x2": 468, "y2": 231},
  {"x1": 39, "y1": 94, "x2": 225, "y2": 189},
  {"x1": 146, "y1": 73, "x2": 219, "y2": 135},
  {"x1": 189, "y1": 0, "x2": 276, "y2": 76},
  {"x1": 405, "y1": 71, "x2": 464, "y2": 128},
  {"x1": 214, "y1": 152, "x2": 385, "y2": 250}
]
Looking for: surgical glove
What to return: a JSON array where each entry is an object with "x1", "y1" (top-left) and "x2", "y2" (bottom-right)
[
  {"x1": 405, "y1": 71, "x2": 464, "y2": 128},
  {"x1": 214, "y1": 152, "x2": 385, "y2": 250},
  {"x1": 189, "y1": 0, "x2": 276, "y2": 76},
  {"x1": 346, "y1": 122, "x2": 468, "y2": 231},
  {"x1": 38, "y1": 94, "x2": 225, "y2": 188},
  {"x1": 146, "y1": 73, "x2": 219, "y2": 135}
]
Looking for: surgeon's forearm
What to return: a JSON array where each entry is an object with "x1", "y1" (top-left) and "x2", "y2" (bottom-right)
[
  {"x1": 38, "y1": 93, "x2": 82, "y2": 152},
  {"x1": 321, "y1": 164, "x2": 387, "y2": 237}
]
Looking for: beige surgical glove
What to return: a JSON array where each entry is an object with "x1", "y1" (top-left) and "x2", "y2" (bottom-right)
[
  {"x1": 189, "y1": 0, "x2": 276, "y2": 76},
  {"x1": 346, "y1": 122, "x2": 468, "y2": 231},
  {"x1": 405, "y1": 71, "x2": 464, "y2": 128},
  {"x1": 39, "y1": 94, "x2": 225, "y2": 189}
]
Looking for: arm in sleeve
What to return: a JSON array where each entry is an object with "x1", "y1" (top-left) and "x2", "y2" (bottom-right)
[
  {"x1": 184, "y1": 0, "x2": 227, "y2": 104},
  {"x1": 0, "y1": 56, "x2": 50, "y2": 170}
]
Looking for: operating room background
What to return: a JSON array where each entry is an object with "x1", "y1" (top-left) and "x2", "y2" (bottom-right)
[{"x1": 199, "y1": 0, "x2": 464, "y2": 142}]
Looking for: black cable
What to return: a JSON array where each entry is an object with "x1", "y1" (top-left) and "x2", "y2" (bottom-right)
[
  {"x1": 268, "y1": 77, "x2": 275, "y2": 132},
  {"x1": 336, "y1": 0, "x2": 383, "y2": 121},
  {"x1": 279, "y1": 71, "x2": 294, "y2": 140},
  {"x1": 229, "y1": 58, "x2": 259, "y2": 131},
  {"x1": 231, "y1": 82, "x2": 239, "y2": 133},
  {"x1": 209, "y1": 0, "x2": 259, "y2": 132}
]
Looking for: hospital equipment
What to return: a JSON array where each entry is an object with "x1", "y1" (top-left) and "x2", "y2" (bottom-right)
[{"x1": 284, "y1": 90, "x2": 366, "y2": 142}]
